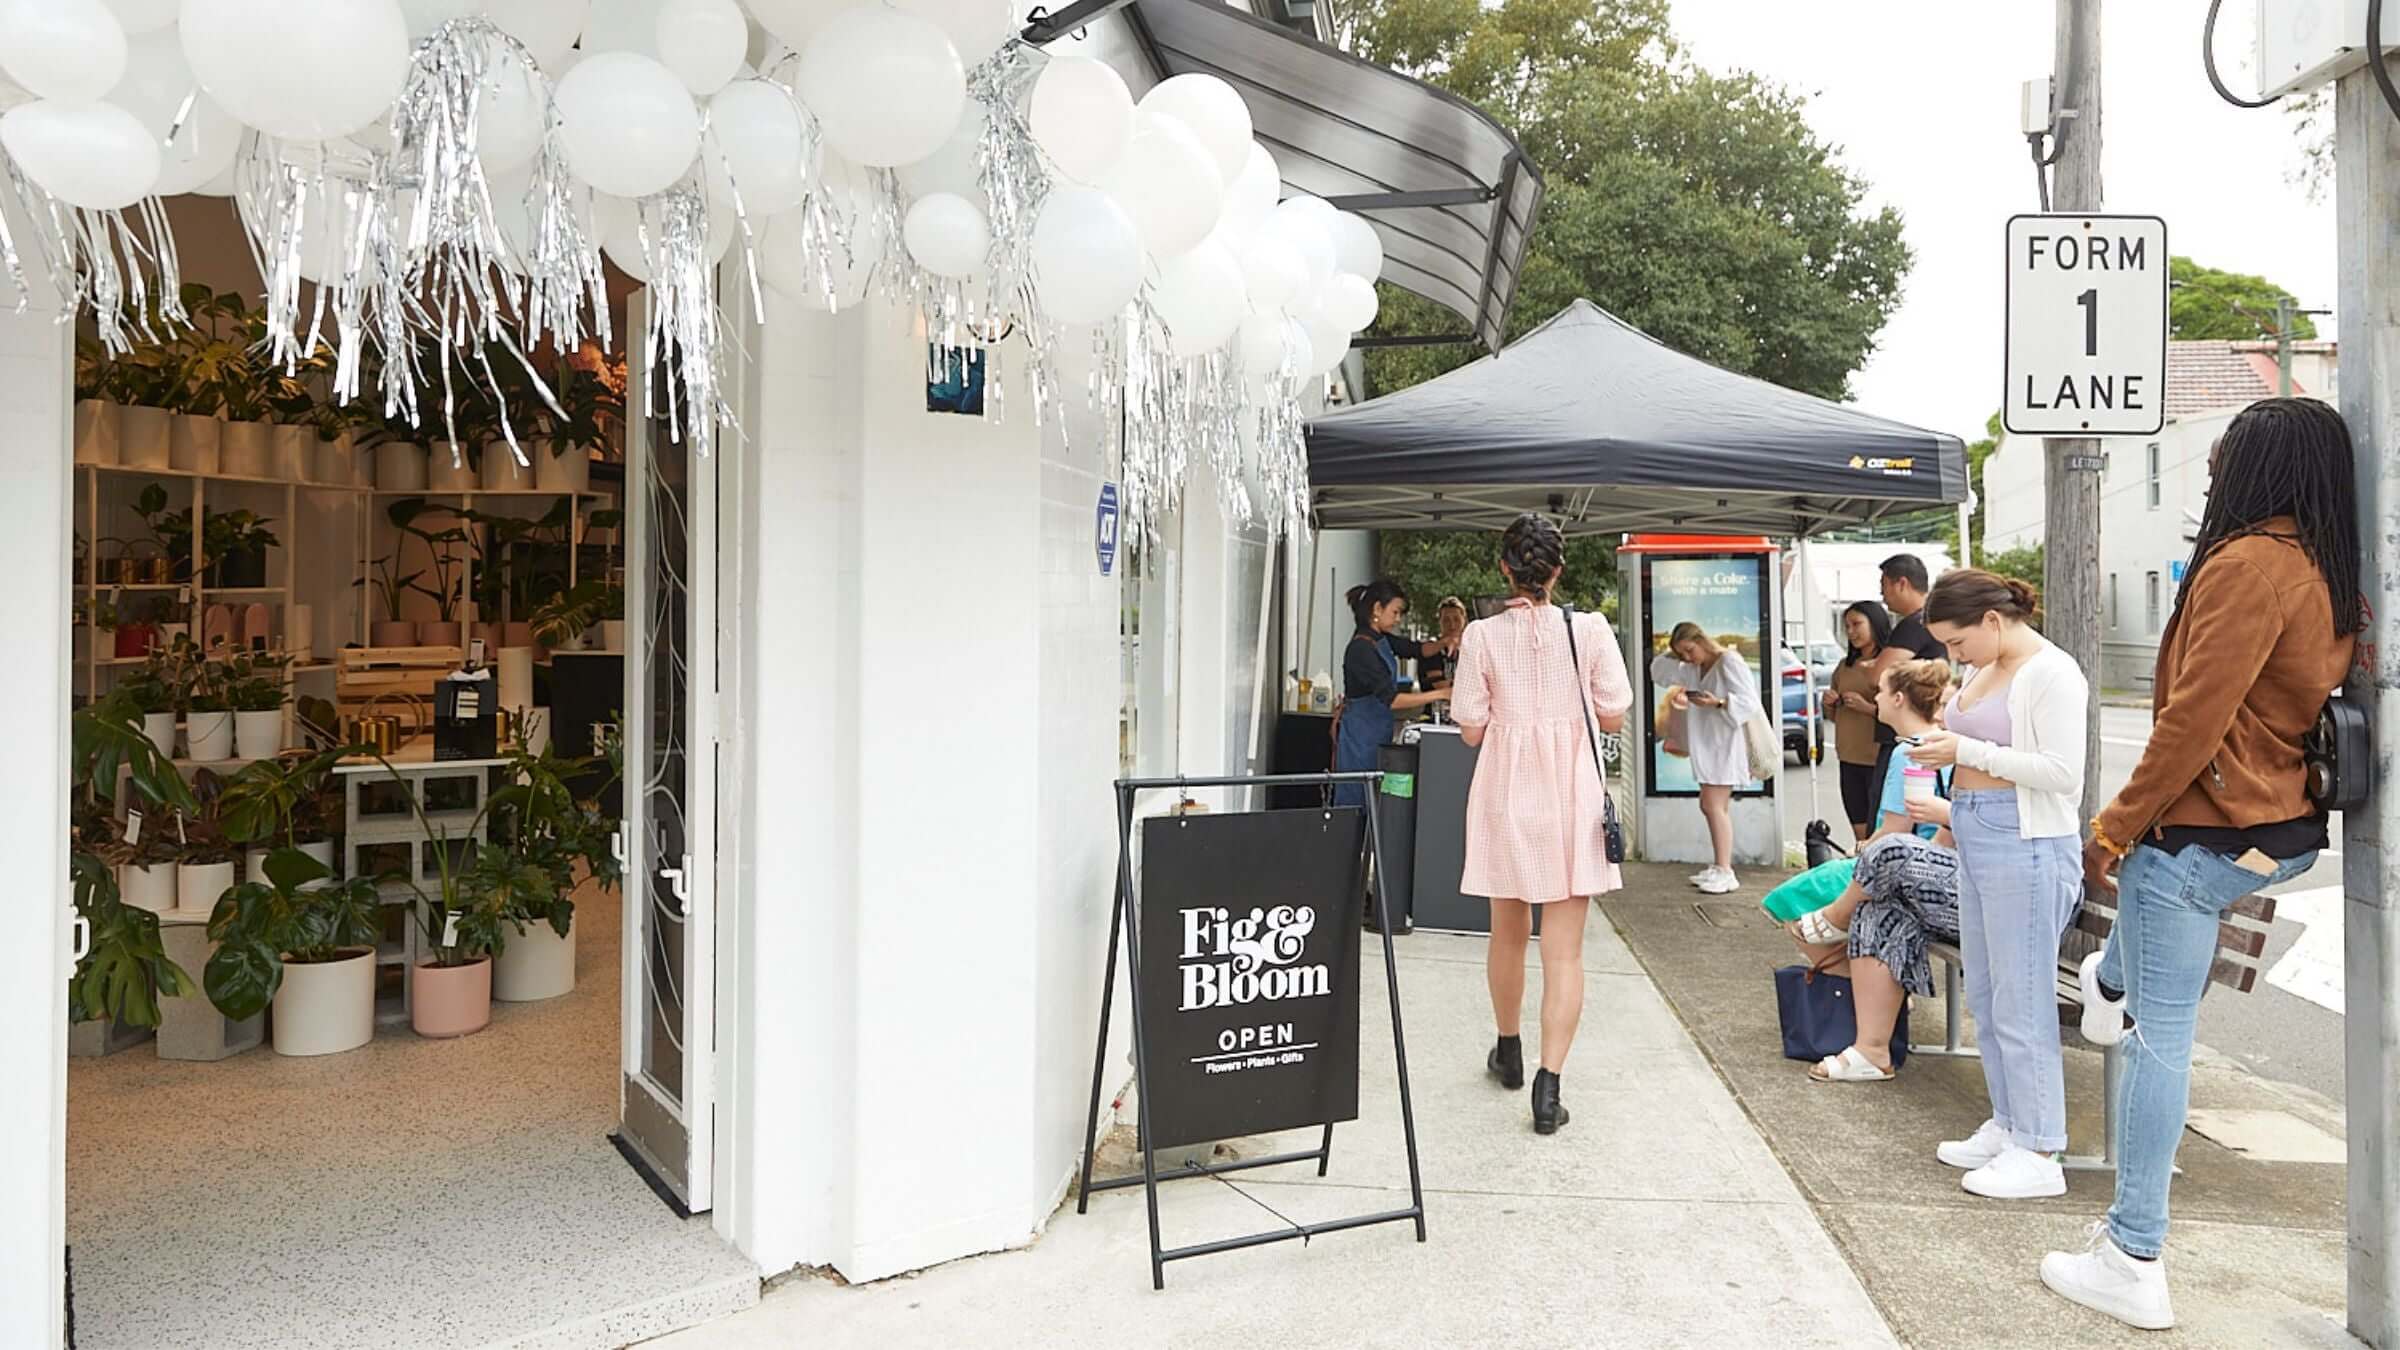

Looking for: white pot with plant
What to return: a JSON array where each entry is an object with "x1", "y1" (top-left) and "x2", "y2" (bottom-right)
[
  {"x1": 119, "y1": 405, "x2": 172, "y2": 467},
  {"x1": 118, "y1": 861, "x2": 177, "y2": 914},
  {"x1": 219, "y1": 419, "x2": 273, "y2": 477},
  {"x1": 375, "y1": 441, "x2": 429, "y2": 492},
  {"x1": 481, "y1": 439, "x2": 538, "y2": 491},
  {"x1": 271, "y1": 424, "x2": 314, "y2": 481},
  {"x1": 389, "y1": 497, "x2": 468, "y2": 647},
  {"x1": 225, "y1": 649, "x2": 288, "y2": 759},
  {"x1": 170, "y1": 413, "x2": 221, "y2": 474},
  {"x1": 234, "y1": 712, "x2": 284, "y2": 760},
  {"x1": 532, "y1": 578, "x2": 622, "y2": 656},
  {"x1": 74, "y1": 400, "x2": 120, "y2": 465},
  {"x1": 492, "y1": 750, "x2": 611, "y2": 1002},
  {"x1": 429, "y1": 440, "x2": 478, "y2": 491},
  {"x1": 205, "y1": 848, "x2": 383, "y2": 1057},
  {"x1": 185, "y1": 706, "x2": 235, "y2": 762}
]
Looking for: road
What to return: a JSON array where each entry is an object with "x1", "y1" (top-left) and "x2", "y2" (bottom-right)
[{"x1": 1783, "y1": 704, "x2": 2350, "y2": 1109}]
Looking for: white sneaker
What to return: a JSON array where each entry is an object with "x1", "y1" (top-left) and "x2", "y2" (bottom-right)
[
  {"x1": 1698, "y1": 870, "x2": 1740, "y2": 895},
  {"x1": 1688, "y1": 867, "x2": 1720, "y2": 887},
  {"x1": 2078, "y1": 950, "x2": 2129, "y2": 1047},
  {"x1": 1963, "y1": 1145, "x2": 2067, "y2": 1199},
  {"x1": 2041, "y1": 1220, "x2": 2173, "y2": 1330},
  {"x1": 1936, "y1": 1118, "x2": 2011, "y2": 1170}
]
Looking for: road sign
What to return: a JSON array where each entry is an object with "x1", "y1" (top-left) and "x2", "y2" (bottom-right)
[
  {"x1": 2003, "y1": 214, "x2": 2169, "y2": 437},
  {"x1": 1096, "y1": 482, "x2": 1120, "y2": 576}
]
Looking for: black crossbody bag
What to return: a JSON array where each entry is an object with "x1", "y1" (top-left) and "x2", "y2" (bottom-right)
[{"x1": 1560, "y1": 604, "x2": 1626, "y2": 864}]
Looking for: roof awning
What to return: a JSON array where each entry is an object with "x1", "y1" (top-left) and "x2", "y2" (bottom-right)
[{"x1": 1028, "y1": 0, "x2": 1542, "y2": 352}]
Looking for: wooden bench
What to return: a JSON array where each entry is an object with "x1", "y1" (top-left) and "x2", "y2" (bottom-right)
[{"x1": 1914, "y1": 883, "x2": 2280, "y2": 1171}]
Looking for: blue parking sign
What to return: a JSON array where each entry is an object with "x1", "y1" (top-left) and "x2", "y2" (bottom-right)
[
  {"x1": 1097, "y1": 483, "x2": 1120, "y2": 577},
  {"x1": 2169, "y1": 559, "x2": 2186, "y2": 583}
]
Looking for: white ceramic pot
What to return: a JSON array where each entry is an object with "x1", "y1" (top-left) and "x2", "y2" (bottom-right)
[
  {"x1": 343, "y1": 434, "x2": 373, "y2": 487},
  {"x1": 376, "y1": 441, "x2": 428, "y2": 492},
  {"x1": 497, "y1": 646, "x2": 535, "y2": 713},
  {"x1": 302, "y1": 838, "x2": 335, "y2": 877},
  {"x1": 271, "y1": 424, "x2": 314, "y2": 481},
  {"x1": 119, "y1": 405, "x2": 171, "y2": 467},
  {"x1": 536, "y1": 446, "x2": 591, "y2": 493},
  {"x1": 428, "y1": 441, "x2": 478, "y2": 491},
  {"x1": 234, "y1": 709, "x2": 283, "y2": 759},
  {"x1": 170, "y1": 415, "x2": 221, "y2": 474},
  {"x1": 481, "y1": 440, "x2": 537, "y2": 490},
  {"x1": 601, "y1": 619, "x2": 626, "y2": 652},
  {"x1": 219, "y1": 420, "x2": 272, "y2": 477},
  {"x1": 176, "y1": 860, "x2": 236, "y2": 916},
  {"x1": 271, "y1": 949, "x2": 375, "y2": 1056},
  {"x1": 494, "y1": 919, "x2": 576, "y2": 1002},
  {"x1": 252, "y1": 839, "x2": 336, "y2": 889},
  {"x1": 74, "y1": 400, "x2": 120, "y2": 465},
  {"x1": 142, "y1": 711, "x2": 177, "y2": 759},
  {"x1": 119, "y1": 862, "x2": 175, "y2": 914},
  {"x1": 371, "y1": 619, "x2": 418, "y2": 647},
  {"x1": 185, "y1": 709, "x2": 235, "y2": 762}
]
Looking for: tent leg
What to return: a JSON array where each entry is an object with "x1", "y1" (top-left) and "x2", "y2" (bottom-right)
[{"x1": 1798, "y1": 536, "x2": 1823, "y2": 830}]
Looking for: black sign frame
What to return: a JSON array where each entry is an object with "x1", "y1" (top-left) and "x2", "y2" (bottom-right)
[{"x1": 1077, "y1": 772, "x2": 1428, "y2": 1289}]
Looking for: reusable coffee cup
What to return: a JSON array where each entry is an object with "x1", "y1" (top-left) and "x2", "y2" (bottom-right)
[{"x1": 1903, "y1": 767, "x2": 1938, "y2": 802}]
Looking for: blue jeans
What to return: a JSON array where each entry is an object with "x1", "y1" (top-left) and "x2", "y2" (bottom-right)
[
  {"x1": 1951, "y1": 790, "x2": 2083, "y2": 1152},
  {"x1": 2101, "y1": 842, "x2": 2316, "y2": 1258}
]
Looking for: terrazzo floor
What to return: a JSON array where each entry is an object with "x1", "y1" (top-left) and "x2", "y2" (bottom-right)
[{"x1": 67, "y1": 884, "x2": 759, "y2": 1350}]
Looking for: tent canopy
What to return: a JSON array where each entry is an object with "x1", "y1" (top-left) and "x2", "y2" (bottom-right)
[{"x1": 1307, "y1": 300, "x2": 1969, "y2": 537}]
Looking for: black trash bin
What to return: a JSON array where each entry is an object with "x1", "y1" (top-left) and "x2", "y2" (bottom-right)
[{"x1": 1371, "y1": 741, "x2": 1420, "y2": 932}]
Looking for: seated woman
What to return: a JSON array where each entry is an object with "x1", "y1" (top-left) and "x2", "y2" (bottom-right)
[{"x1": 1787, "y1": 659, "x2": 1960, "y2": 1083}]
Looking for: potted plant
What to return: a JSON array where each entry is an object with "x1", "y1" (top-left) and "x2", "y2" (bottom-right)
[
  {"x1": 359, "y1": 543, "x2": 425, "y2": 646},
  {"x1": 97, "y1": 808, "x2": 183, "y2": 914},
  {"x1": 170, "y1": 769, "x2": 241, "y2": 915},
  {"x1": 74, "y1": 336, "x2": 120, "y2": 465},
  {"x1": 224, "y1": 649, "x2": 289, "y2": 759},
  {"x1": 530, "y1": 578, "x2": 622, "y2": 653},
  {"x1": 188, "y1": 296, "x2": 282, "y2": 477},
  {"x1": 202, "y1": 509, "x2": 278, "y2": 589},
  {"x1": 122, "y1": 649, "x2": 185, "y2": 757},
  {"x1": 389, "y1": 497, "x2": 469, "y2": 646},
  {"x1": 67, "y1": 695, "x2": 202, "y2": 1052},
  {"x1": 219, "y1": 744, "x2": 350, "y2": 885},
  {"x1": 264, "y1": 334, "x2": 328, "y2": 481},
  {"x1": 534, "y1": 360, "x2": 622, "y2": 493},
  {"x1": 147, "y1": 593, "x2": 190, "y2": 649},
  {"x1": 134, "y1": 482, "x2": 195, "y2": 582},
  {"x1": 487, "y1": 747, "x2": 596, "y2": 1001},
  {"x1": 183, "y1": 648, "x2": 237, "y2": 761},
  {"x1": 110, "y1": 330, "x2": 183, "y2": 469},
  {"x1": 205, "y1": 847, "x2": 384, "y2": 1056},
  {"x1": 162, "y1": 287, "x2": 234, "y2": 475}
]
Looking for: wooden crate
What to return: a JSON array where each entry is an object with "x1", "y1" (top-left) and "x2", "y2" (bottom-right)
[{"x1": 336, "y1": 646, "x2": 463, "y2": 723}]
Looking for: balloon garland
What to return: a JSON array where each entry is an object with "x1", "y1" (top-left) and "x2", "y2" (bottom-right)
[{"x1": 0, "y1": 0, "x2": 1389, "y2": 544}]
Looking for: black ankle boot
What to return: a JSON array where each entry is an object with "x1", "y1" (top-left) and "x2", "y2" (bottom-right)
[
  {"x1": 1531, "y1": 1069, "x2": 1569, "y2": 1135},
  {"x1": 1487, "y1": 1035, "x2": 1523, "y2": 1090}
]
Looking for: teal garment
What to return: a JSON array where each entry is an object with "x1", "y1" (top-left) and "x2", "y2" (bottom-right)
[
  {"x1": 1877, "y1": 743, "x2": 1950, "y2": 839},
  {"x1": 1762, "y1": 858, "x2": 1858, "y2": 923}
]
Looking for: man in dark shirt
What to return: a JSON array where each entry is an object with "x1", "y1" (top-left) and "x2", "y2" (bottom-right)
[{"x1": 1869, "y1": 553, "x2": 1950, "y2": 793}]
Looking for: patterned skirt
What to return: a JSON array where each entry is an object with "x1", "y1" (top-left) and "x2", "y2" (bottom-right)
[{"x1": 1845, "y1": 833, "x2": 1962, "y2": 997}]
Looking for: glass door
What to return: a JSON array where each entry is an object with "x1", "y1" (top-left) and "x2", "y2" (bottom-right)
[{"x1": 618, "y1": 298, "x2": 719, "y2": 1213}]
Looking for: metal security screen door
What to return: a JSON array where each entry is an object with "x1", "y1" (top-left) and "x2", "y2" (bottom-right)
[{"x1": 619, "y1": 297, "x2": 719, "y2": 1212}]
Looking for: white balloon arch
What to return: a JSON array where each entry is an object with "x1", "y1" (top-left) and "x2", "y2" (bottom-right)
[{"x1": 0, "y1": 0, "x2": 1394, "y2": 541}]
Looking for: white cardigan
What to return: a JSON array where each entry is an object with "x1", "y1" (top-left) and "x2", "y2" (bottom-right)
[{"x1": 1947, "y1": 640, "x2": 2089, "y2": 840}]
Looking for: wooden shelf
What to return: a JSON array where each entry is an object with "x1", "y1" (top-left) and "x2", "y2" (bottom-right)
[
  {"x1": 82, "y1": 462, "x2": 369, "y2": 493},
  {"x1": 365, "y1": 488, "x2": 605, "y2": 497}
]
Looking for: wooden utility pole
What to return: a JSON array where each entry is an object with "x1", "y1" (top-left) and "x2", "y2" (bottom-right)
[
  {"x1": 2044, "y1": 0, "x2": 2104, "y2": 822},
  {"x1": 2336, "y1": 50, "x2": 2400, "y2": 1349}
]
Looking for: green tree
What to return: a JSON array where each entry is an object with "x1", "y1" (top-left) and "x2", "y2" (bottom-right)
[
  {"x1": 1985, "y1": 541, "x2": 2046, "y2": 602},
  {"x1": 1377, "y1": 530, "x2": 1621, "y2": 627},
  {"x1": 2168, "y1": 256, "x2": 2319, "y2": 342}
]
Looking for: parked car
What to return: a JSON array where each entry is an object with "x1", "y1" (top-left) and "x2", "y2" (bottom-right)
[
  {"x1": 1806, "y1": 640, "x2": 1844, "y2": 689},
  {"x1": 1779, "y1": 647, "x2": 1821, "y2": 764}
]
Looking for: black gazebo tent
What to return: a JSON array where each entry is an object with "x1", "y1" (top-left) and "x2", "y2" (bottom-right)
[{"x1": 1307, "y1": 300, "x2": 1970, "y2": 536}]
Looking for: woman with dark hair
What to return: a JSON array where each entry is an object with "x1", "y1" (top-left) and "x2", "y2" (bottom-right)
[
  {"x1": 1449, "y1": 513, "x2": 1632, "y2": 1134},
  {"x1": 1329, "y1": 580, "x2": 1450, "y2": 811},
  {"x1": 1827, "y1": 600, "x2": 1895, "y2": 840},
  {"x1": 1908, "y1": 568, "x2": 2087, "y2": 1202},
  {"x1": 2040, "y1": 398, "x2": 2361, "y2": 1331}
]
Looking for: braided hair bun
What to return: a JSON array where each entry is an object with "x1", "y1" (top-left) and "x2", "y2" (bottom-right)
[{"x1": 1500, "y1": 513, "x2": 1565, "y2": 600}]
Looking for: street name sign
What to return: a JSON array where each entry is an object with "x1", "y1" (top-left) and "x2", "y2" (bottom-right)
[{"x1": 2003, "y1": 214, "x2": 2168, "y2": 437}]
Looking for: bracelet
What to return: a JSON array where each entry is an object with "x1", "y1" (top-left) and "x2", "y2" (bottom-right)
[{"x1": 2089, "y1": 821, "x2": 2129, "y2": 858}]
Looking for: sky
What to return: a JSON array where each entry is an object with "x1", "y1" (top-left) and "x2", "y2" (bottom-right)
[{"x1": 1661, "y1": 0, "x2": 2336, "y2": 445}]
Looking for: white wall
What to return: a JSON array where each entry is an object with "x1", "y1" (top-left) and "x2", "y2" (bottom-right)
[
  {"x1": 0, "y1": 203, "x2": 73, "y2": 1349},
  {"x1": 1290, "y1": 529, "x2": 1375, "y2": 693}
]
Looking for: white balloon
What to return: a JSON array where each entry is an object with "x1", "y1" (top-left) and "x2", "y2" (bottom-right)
[
  {"x1": 1323, "y1": 271, "x2": 1378, "y2": 332},
  {"x1": 744, "y1": 0, "x2": 846, "y2": 51},
  {"x1": 654, "y1": 0, "x2": 745, "y2": 96},
  {"x1": 0, "y1": 99, "x2": 157, "y2": 208},
  {"x1": 1138, "y1": 73, "x2": 1250, "y2": 185},
  {"x1": 238, "y1": 176, "x2": 383, "y2": 283},
  {"x1": 1216, "y1": 142, "x2": 1279, "y2": 243},
  {"x1": 579, "y1": 0, "x2": 660, "y2": 55},
  {"x1": 1152, "y1": 237, "x2": 1245, "y2": 358},
  {"x1": 0, "y1": 0, "x2": 128, "y2": 103},
  {"x1": 1235, "y1": 231, "x2": 1304, "y2": 313},
  {"x1": 488, "y1": 167, "x2": 598, "y2": 271},
  {"x1": 1268, "y1": 196, "x2": 1337, "y2": 289},
  {"x1": 1031, "y1": 185, "x2": 1140, "y2": 326},
  {"x1": 895, "y1": 100, "x2": 985, "y2": 209},
  {"x1": 193, "y1": 157, "x2": 236, "y2": 196},
  {"x1": 1100, "y1": 108, "x2": 1221, "y2": 261},
  {"x1": 1330, "y1": 212, "x2": 1384, "y2": 284},
  {"x1": 892, "y1": 0, "x2": 1022, "y2": 69},
  {"x1": 1027, "y1": 51, "x2": 1130, "y2": 185},
  {"x1": 903, "y1": 192, "x2": 988, "y2": 278},
  {"x1": 103, "y1": 0, "x2": 178, "y2": 34},
  {"x1": 796, "y1": 6, "x2": 964, "y2": 169},
  {"x1": 1237, "y1": 309, "x2": 1307, "y2": 382},
  {"x1": 593, "y1": 192, "x2": 647, "y2": 279},
  {"x1": 485, "y1": 0, "x2": 586, "y2": 68},
  {"x1": 760, "y1": 164, "x2": 882, "y2": 310},
  {"x1": 179, "y1": 0, "x2": 413, "y2": 143},
  {"x1": 475, "y1": 43, "x2": 546, "y2": 174},
  {"x1": 554, "y1": 51, "x2": 699, "y2": 198},
  {"x1": 1298, "y1": 298, "x2": 1349, "y2": 376},
  {"x1": 109, "y1": 27, "x2": 241, "y2": 196},
  {"x1": 707, "y1": 80, "x2": 810, "y2": 216},
  {"x1": 399, "y1": 0, "x2": 482, "y2": 38}
]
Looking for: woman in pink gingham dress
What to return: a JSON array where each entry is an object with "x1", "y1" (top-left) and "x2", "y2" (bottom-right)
[{"x1": 1448, "y1": 513, "x2": 1633, "y2": 1135}]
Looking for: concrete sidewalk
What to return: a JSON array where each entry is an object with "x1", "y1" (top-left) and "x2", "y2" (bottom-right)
[
  {"x1": 1601, "y1": 863, "x2": 2358, "y2": 1349},
  {"x1": 651, "y1": 908, "x2": 1896, "y2": 1349}
]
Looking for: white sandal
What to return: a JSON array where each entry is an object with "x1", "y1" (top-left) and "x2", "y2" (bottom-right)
[
  {"x1": 1809, "y1": 1047, "x2": 1894, "y2": 1083},
  {"x1": 1794, "y1": 907, "x2": 1848, "y2": 945}
]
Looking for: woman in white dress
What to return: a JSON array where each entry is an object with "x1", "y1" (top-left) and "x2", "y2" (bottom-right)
[{"x1": 1649, "y1": 622, "x2": 1762, "y2": 894}]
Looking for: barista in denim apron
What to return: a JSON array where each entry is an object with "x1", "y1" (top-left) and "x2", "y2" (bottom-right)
[{"x1": 1330, "y1": 581, "x2": 1450, "y2": 808}]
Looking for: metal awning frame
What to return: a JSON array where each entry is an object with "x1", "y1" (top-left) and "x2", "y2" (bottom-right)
[{"x1": 1308, "y1": 483, "x2": 1952, "y2": 541}]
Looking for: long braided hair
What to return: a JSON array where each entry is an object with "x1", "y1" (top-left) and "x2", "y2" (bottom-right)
[
  {"x1": 2175, "y1": 398, "x2": 2363, "y2": 637},
  {"x1": 1499, "y1": 512, "x2": 1565, "y2": 601}
]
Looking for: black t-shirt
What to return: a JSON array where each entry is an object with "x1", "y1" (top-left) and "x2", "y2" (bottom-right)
[
  {"x1": 1873, "y1": 610, "x2": 1951, "y2": 745},
  {"x1": 1343, "y1": 631, "x2": 1401, "y2": 702}
]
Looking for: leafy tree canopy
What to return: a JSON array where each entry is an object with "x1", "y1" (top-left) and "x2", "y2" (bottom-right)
[{"x1": 2168, "y1": 255, "x2": 2318, "y2": 342}]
